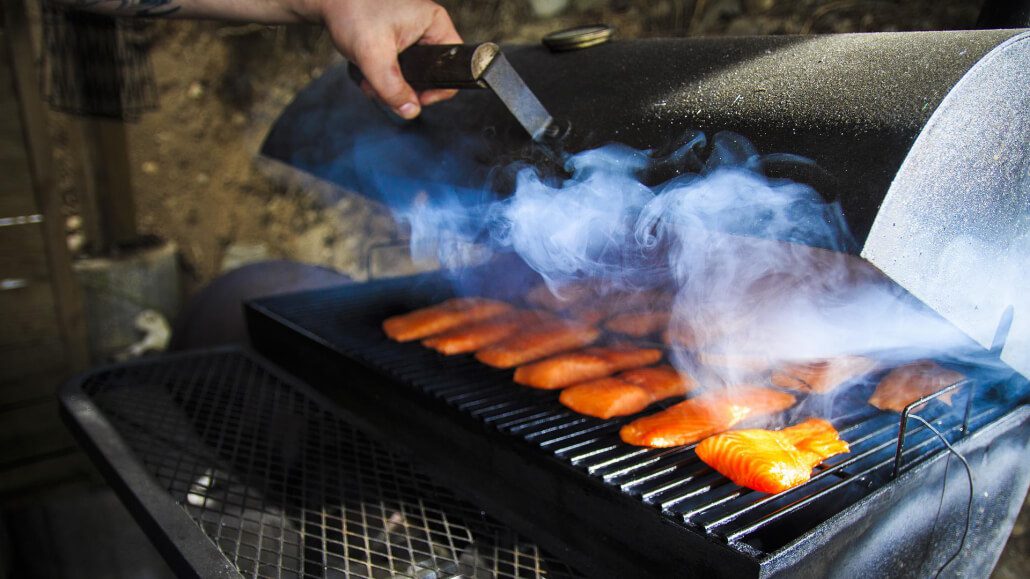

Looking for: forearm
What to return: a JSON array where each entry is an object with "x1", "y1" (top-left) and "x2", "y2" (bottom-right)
[
  {"x1": 50, "y1": 0, "x2": 324, "y2": 23},
  {"x1": 53, "y1": 0, "x2": 462, "y2": 119}
]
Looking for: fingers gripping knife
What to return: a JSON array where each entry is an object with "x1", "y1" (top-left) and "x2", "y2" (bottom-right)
[{"x1": 347, "y1": 43, "x2": 558, "y2": 142}]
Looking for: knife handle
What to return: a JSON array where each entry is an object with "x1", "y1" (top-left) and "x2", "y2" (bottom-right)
[{"x1": 347, "y1": 43, "x2": 499, "y2": 90}]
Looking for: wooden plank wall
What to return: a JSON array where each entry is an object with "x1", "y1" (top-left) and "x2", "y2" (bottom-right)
[{"x1": 0, "y1": 0, "x2": 94, "y2": 498}]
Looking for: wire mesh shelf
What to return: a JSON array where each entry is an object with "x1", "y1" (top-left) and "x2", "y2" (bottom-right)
[{"x1": 71, "y1": 349, "x2": 579, "y2": 579}]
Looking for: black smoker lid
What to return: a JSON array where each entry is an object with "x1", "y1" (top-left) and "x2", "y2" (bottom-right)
[{"x1": 260, "y1": 29, "x2": 1023, "y2": 244}]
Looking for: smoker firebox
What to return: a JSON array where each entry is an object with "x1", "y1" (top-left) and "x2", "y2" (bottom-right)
[{"x1": 245, "y1": 272, "x2": 1030, "y2": 578}]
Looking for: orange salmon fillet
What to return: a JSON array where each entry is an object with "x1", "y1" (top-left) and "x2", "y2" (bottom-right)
[
  {"x1": 559, "y1": 365, "x2": 696, "y2": 418},
  {"x1": 525, "y1": 282, "x2": 593, "y2": 311},
  {"x1": 564, "y1": 305, "x2": 610, "y2": 325},
  {"x1": 696, "y1": 418, "x2": 850, "y2": 493},
  {"x1": 383, "y1": 298, "x2": 512, "y2": 342},
  {"x1": 771, "y1": 356, "x2": 879, "y2": 394},
  {"x1": 663, "y1": 324, "x2": 701, "y2": 350},
  {"x1": 606, "y1": 311, "x2": 671, "y2": 338},
  {"x1": 422, "y1": 310, "x2": 554, "y2": 355},
  {"x1": 869, "y1": 361, "x2": 965, "y2": 412},
  {"x1": 514, "y1": 346, "x2": 663, "y2": 390},
  {"x1": 475, "y1": 320, "x2": 600, "y2": 369},
  {"x1": 695, "y1": 351, "x2": 775, "y2": 374},
  {"x1": 620, "y1": 386, "x2": 797, "y2": 448}
]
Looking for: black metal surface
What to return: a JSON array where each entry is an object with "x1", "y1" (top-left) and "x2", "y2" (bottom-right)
[
  {"x1": 59, "y1": 347, "x2": 580, "y2": 579},
  {"x1": 245, "y1": 273, "x2": 1030, "y2": 578},
  {"x1": 261, "y1": 30, "x2": 1025, "y2": 243}
]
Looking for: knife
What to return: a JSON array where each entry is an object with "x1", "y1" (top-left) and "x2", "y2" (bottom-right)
[{"x1": 347, "y1": 43, "x2": 558, "y2": 142}]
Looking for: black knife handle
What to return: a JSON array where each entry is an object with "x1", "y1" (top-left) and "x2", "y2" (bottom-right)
[{"x1": 347, "y1": 43, "x2": 499, "y2": 90}]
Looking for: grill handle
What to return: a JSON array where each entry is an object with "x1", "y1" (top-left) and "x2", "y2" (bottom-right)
[{"x1": 346, "y1": 43, "x2": 498, "y2": 90}]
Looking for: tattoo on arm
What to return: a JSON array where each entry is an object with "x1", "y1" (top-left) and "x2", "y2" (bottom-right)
[{"x1": 73, "y1": 0, "x2": 182, "y2": 17}]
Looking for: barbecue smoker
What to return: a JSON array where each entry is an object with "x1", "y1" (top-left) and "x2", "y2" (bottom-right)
[
  {"x1": 62, "y1": 29, "x2": 1029, "y2": 579},
  {"x1": 255, "y1": 28, "x2": 1030, "y2": 577}
]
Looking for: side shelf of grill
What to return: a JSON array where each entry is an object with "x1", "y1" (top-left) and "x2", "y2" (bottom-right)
[{"x1": 57, "y1": 347, "x2": 583, "y2": 579}]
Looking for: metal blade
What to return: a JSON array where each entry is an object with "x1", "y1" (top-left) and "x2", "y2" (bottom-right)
[
  {"x1": 481, "y1": 55, "x2": 554, "y2": 141},
  {"x1": 861, "y1": 32, "x2": 1030, "y2": 378}
]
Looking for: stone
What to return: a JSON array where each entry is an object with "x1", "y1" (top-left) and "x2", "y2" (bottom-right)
[
  {"x1": 529, "y1": 0, "x2": 569, "y2": 18},
  {"x1": 220, "y1": 242, "x2": 273, "y2": 272},
  {"x1": 73, "y1": 240, "x2": 181, "y2": 363}
]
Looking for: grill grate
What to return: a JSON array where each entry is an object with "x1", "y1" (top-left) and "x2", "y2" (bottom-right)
[
  {"x1": 77, "y1": 350, "x2": 580, "y2": 579},
  {"x1": 249, "y1": 274, "x2": 1026, "y2": 558}
]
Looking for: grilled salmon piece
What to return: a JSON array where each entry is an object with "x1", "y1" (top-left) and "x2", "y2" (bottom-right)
[
  {"x1": 383, "y1": 298, "x2": 512, "y2": 342},
  {"x1": 662, "y1": 324, "x2": 701, "y2": 350},
  {"x1": 620, "y1": 386, "x2": 796, "y2": 448},
  {"x1": 620, "y1": 366, "x2": 694, "y2": 400},
  {"x1": 869, "y1": 361, "x2": 965, "y2": 412},
  {"x1": 606, "y1": 311, "x2": 671, "y2": 338},
  {"x1": 560, "y1": 378, "x2": 653, "y2": 419},
  {"x1": 475, "y1": 320, "x2": 600, "y2": 369},
  {"x1": 564, "y1": 305, "x2": 610, "y2": 325},
  {"x1": 514, "y1": 346, "x2": 663, "y2": 390},
  {"x1": 559, "y1": 365, "x2": 695, "y2": 418},
  {"x1": 422, "y1": 310, "x2": 555, "y2": 355},
  {"x1": 696, "y1": 414, "x2": 848, "y2": 490},
  {"x1": 526, "y1": 282, "x2": 593, "y2": 311},
  {"x1": 771, "y1": 356, "x2": 879, "y2": 394},
  {"x1": 696, "y1": 418, "x2": 850, "y2": 493},
  {"x1": 695, "y1": 351, "x2": 775, "y2": 374}
]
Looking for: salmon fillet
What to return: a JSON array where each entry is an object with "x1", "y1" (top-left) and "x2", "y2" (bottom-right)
[
  {"x1": 564, "y1": 305, "x2": 609, "y2": 325},
  {"x1": 695, "y1": 351, "x2": 775, "y2": 374},
  {"x1": 514, "y1": 346, "x2": 663, "y2": 390},
  {"x1": 621, "y1": 366, "x2": 695, "y2": 400},
  {"x1": 475, "y1": 320, "x2": 600, "y2": 369},
  {"x1": 383, "y1": 298, "x2": 513, "y2": 342},
  {"x1": 695, "y1": 418, "x2": 850, "y2": 493},
  {"x1": 559, "y1": 365, "x2": 696, "y2": 418},
  {"x1": 525, "y1": 282, "x2": 593, "y2": 311},
  {"x1": 771, "y1": 356, "x2": 879, "y2": 394},
  {"x1": 869, "y1": 361, "x2": 965, "y2": 413},
  {"x1": 422, "y1": 310, "x2": 554, "y2": 355},
  {"x1": 620, "y1": 386, "x2": 797, "y2": 448},
  {"x1": 606, "y1": 311, "x2": 671, "y2": 338},
  {"x1": 663, "y1": 324, "x2": 701, "y2": 350}
]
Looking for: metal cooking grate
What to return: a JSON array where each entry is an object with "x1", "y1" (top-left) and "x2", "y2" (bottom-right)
[
  {"x1": 250, "y1": 273, "x2": 1027, "y2": 558},
  {"x1": 79, "y1": 350, "x2": 580, "y2": 578}
]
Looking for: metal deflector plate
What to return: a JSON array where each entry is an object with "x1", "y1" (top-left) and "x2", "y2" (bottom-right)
[{"x1": 862, "y1": 31, "x2": 1030, "y2": 378}]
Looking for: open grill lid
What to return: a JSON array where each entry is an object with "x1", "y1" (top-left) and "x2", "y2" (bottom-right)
[
  {"x1": 261, "y1": 29, "x2": 1025, "y2": 244},
  {"x1": 261, "y1": 29, "x2": 1030, "y2": 379}
]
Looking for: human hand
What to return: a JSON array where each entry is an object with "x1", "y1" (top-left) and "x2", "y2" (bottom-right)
[{"x1": 314, "y1": 0, "x2": 462, "y2": 119}]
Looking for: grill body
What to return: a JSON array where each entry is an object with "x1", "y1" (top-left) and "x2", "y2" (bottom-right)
[{"x1": 244, "y1": 273, "x2": 1030, "y2": 578}]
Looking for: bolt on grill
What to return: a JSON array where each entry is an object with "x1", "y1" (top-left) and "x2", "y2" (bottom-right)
[{"x1": 64, "y1": 348, "x2": 580, "y2": 579}]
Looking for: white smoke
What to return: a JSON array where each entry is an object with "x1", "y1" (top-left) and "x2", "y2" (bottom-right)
[{"x1": 393, "y1": 131, "x2": 977, "y2": 386}]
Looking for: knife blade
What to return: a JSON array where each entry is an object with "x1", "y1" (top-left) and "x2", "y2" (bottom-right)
[{"x1": 479, "y1": 54, "x2": 554, "y2": 142}]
